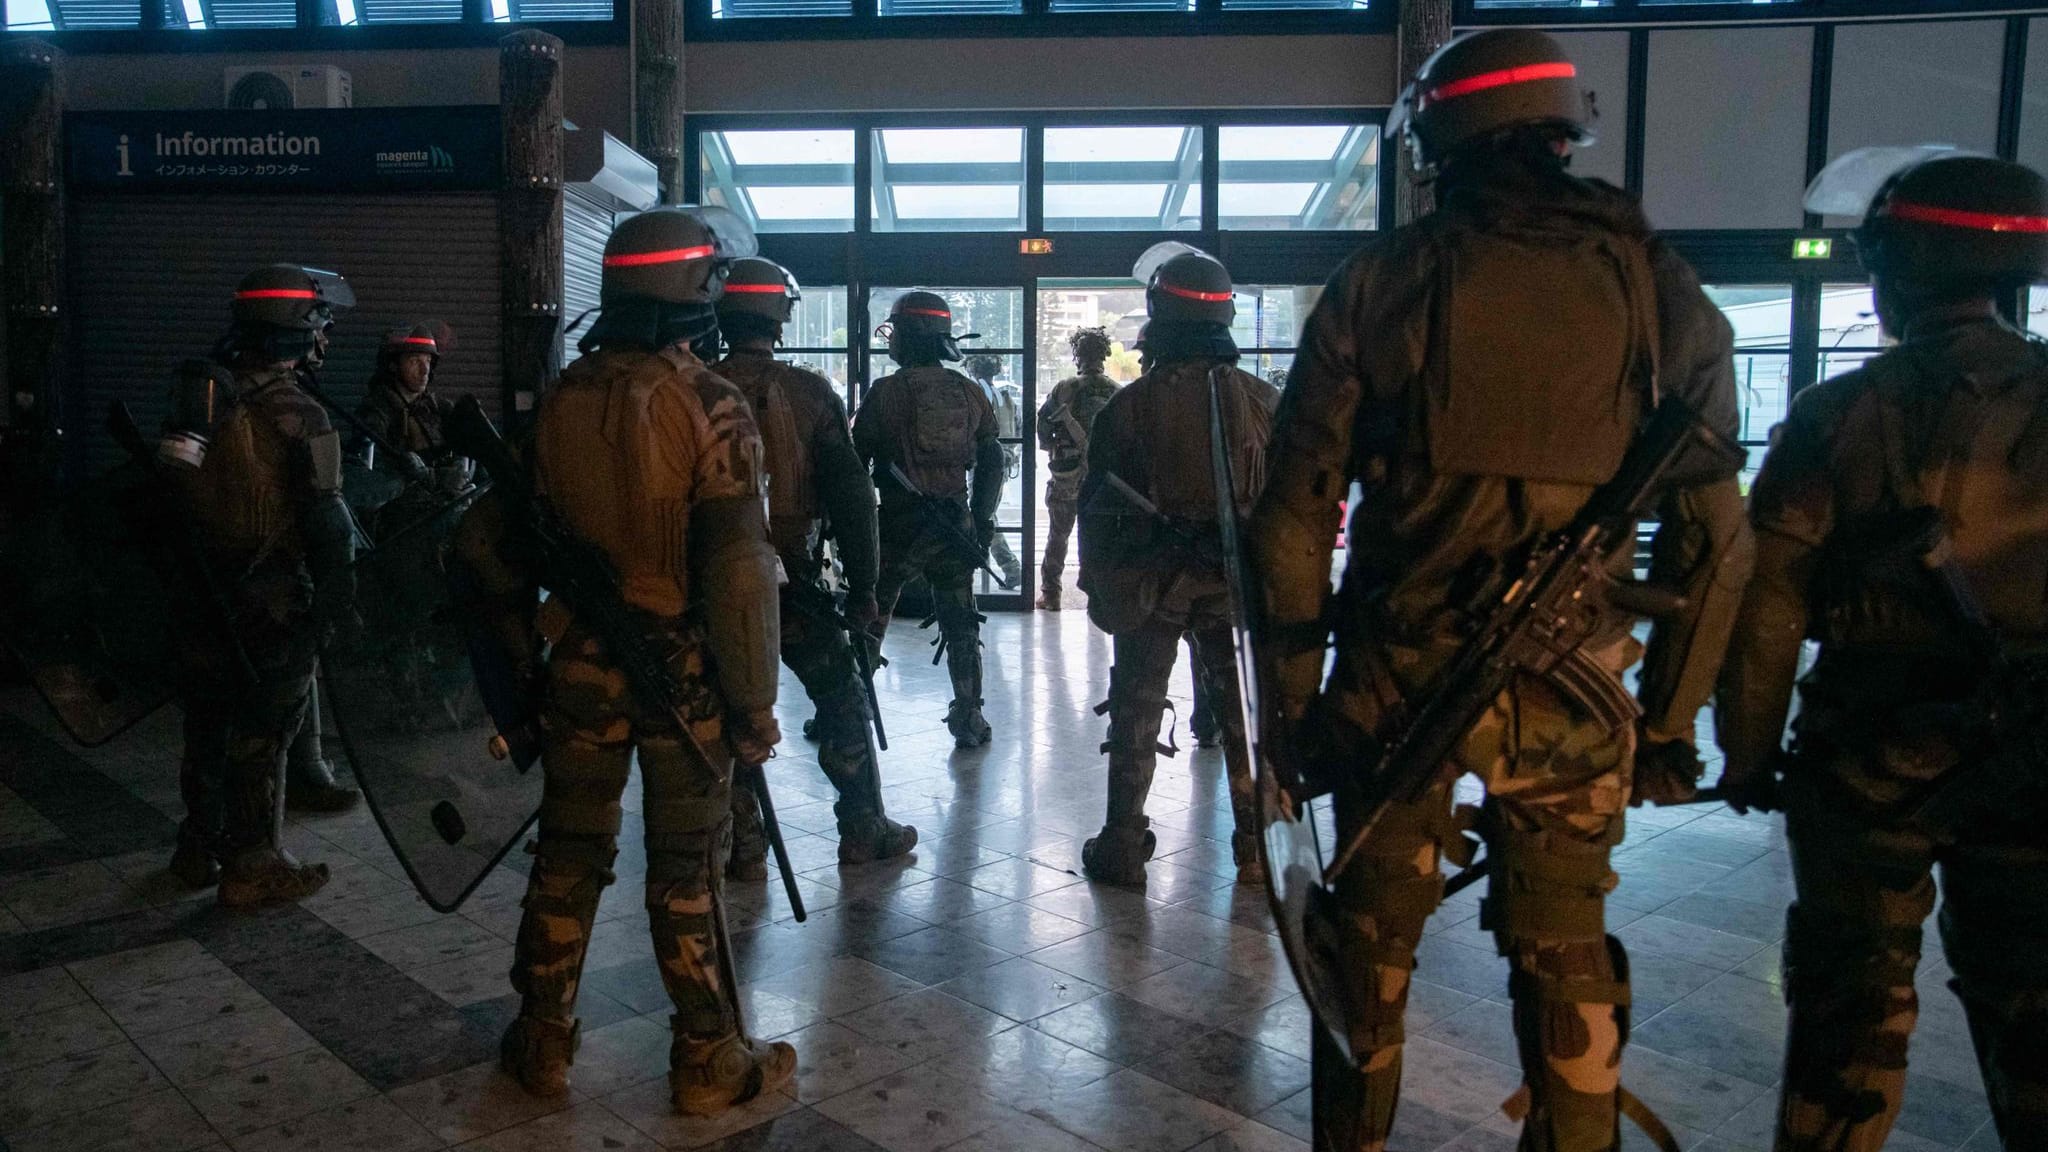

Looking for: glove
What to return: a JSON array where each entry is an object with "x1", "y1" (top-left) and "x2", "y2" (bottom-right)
[
  {"x1": 1719, "y1": 750, "x2": 1786, "y2": 816},
  {"x1": 730, "y1": 707, "x2": 782, "y2": 768},
  {"x1": 398, "y1": 451, "x2": 430, "y2": 484},
  {"x1": 1631, "y1": 735, "x2": 1707, "y2": 808},
  {"x1": 974, "y1": 517, "x2": 997, "y2": 553}
]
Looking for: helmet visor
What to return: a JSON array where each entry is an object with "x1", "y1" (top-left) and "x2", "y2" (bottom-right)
[
  {"x1": 1132, "y1": 241, "x2": 1211, "y2": 285},
  {"x1": 303, "y1": 266, "x2": 355, "y2": 311},
  {"x1": 681, "y1": 204, "x2": 760, "y2": 260},
  {"x1": 1805, "y1": 145, "x2": 1978, "y2": 218}
]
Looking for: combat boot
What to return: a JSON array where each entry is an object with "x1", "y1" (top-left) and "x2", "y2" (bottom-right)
[
  {"x1": 1036, "y1": 588, "x2": 1061, "y2": 611},
  {"x1": 218, "y1": 847, "x2": 330, "y2": 909},
  {"x1": 168, "y1": 826, "x2": 220, "y2": 889},
  {"x1": 1082, "y1": 823, "x2": 1157, "y2": 886},
  {"x1": 500, "y1": 1014, "x2": 578, "y2": 1096},
  {"x1": 837, "y1": 812, "x2": 918, "y2": 865},
  {"x1": 1232, "y1": 830, "x2": 1267, "y2": 887},
  {"x1": 670, "y1": 1029, "x2": 796, "y2": 1117},
  {"x1": 286, "y1": 756, "x2": 360, "y2": 813},
  {"x1": 946, "y1": 700, "x2": 992, "y2": 748}
]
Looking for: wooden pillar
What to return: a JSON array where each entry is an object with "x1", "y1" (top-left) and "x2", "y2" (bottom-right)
[
  {"x1": 500, "y1": 31, "x2": 566, "y2": 421},
  {"x1": 1395, "y1": 0, "x2": 1452, "y2": 225},
  {"x1": 0, "y1": 40, "x2": 65, "y2": 506},
  {"x1": 635, "y1": 0, "x2": 684, "y2": 202}
]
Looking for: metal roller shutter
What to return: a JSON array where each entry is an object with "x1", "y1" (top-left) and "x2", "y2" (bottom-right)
[
  {"x1": 68, "y1": 192, "x2": 499, "y2": 474},
  {"x1": 562, "y1": 187, "x2": 612, "y2": 367}
]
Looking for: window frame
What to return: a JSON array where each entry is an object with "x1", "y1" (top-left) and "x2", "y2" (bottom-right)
[{"x1": 2, "y1": 0, "x2": 624, "y2": 46}]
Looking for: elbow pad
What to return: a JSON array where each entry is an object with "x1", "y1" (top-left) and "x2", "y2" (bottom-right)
[{"x1": 692, "y1": 494, "x2": 782, "y2": 715}]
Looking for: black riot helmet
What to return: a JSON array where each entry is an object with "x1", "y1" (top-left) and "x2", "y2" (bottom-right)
[
  {"x1": 1388, "y1": 29, "x2": 1593, "y2": 173},
  {"x1": 1806, "y1": 148, "x2": 2048, "y2": 290},
  {"x1": 715, "y1": 256, "x2": 801, "y2": 348},
  {"x1": 225, "y1": 263, "x2": 354, "y2": 367},
  {"x1": 379, "y1": 321, "x2": 448, "y2": 366},
  {"x1": 1136, "y1": 243, "x2": 1235, "y2": 326},
  {"x1": 583, "y1": 206, "x2": 758, "y2": 354},
  {"x1": 880, "y1": 290, "x2": 970, "y2": 365}
]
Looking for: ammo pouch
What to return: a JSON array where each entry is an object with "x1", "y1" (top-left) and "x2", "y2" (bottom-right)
[{"x1": 1420, "y1": 221, "x2": 1655, "y2": 485}]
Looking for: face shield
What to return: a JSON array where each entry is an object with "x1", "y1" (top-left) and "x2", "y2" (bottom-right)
[{"x1": 1804, "y1": 145, "x2": 1979, "y2": 218}]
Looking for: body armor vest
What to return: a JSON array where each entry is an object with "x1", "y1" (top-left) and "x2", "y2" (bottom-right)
[
  {"x1": 714, "y1": 353, "x2": 820, "y2": 557},
  {"x1": 875, "y1": 365, "x2": 984, "y2": 498},
  {"x1": 186, "y1": 371, "x2": 312, "y2": 562},
  {"x1": 1117, "y1": 361, "x2": 1275, "y2": 524}
]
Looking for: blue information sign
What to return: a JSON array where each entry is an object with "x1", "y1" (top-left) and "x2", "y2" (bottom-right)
[{"x1": 68, "y1": 106, "x2": 501, "y2": 193}]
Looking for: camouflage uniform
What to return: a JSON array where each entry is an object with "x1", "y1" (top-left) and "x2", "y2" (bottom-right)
[
  {"x1": 713, "y1": 347, "x2": 911, "y2": 865},
  {"x1": 178, "y1": 366, "x2": 353, "y2": 899},
  {"x1": 1718, "y1": 311, "x2": 2048, "y2": 1149},
  {"x1": 1037, "y1": 370, "x2": 1120, "y2": 601},
  {"x1": 1078, "y1": 361, "x2": 1276, "y2": 883},
  {"x1": 1250, "y1": 154, "x2": 1748, "y2": 1150},
  {"x1": 504, "y1": 344, "x2": 767, "y2": 1080},
  {"x1": 852, "y1": 363, "x2": 1006, "y2": 741}
]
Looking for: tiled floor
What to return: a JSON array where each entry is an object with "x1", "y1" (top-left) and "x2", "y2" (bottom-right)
[{"x1": 0, "y1": 609, "x2": 2002, "y2": 1151}]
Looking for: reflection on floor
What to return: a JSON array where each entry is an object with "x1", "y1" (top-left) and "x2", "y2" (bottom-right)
[{"x1": 0, "y1": 610, "x2": 2000, "y2": 1152}]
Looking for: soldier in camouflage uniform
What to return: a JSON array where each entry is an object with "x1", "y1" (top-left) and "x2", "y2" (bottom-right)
[
  {"x1": 1248, "y1": 32, "x2": 1750, "y2": 1150},
  {"x1": 963, "y1": 353, "x2": 1026, "y2": 591},
  {"x1": 1037, "y1": 327, "x2": 1119, "y2": 611},
  {"x1": 167, "y1": 263, "x2": 359, "y2": 906},
  {"x1": 491, "y1": 209, "x2": 795, "y2": 1115},
  {"x1": 354, "y1": 322, "x2": 474, "y2": 526},
  {"x1": 1077, "y1": 250, "x2": 1275, "y2": 887},
  {"x1": 711, "y1": 257, "x2": 917, "y2": 874},
  {"x1": 1718, "y1": 151, "x2": 2048, "y2": 1151},
  {"x1": 852, "y1": 291, "x2": 1007, "y2": 748}
]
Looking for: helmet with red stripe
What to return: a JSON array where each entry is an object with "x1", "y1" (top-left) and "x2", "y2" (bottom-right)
[
  {"x1": 716, "y1": 257, "x2": 802, "y2": 325},
  {"x1": 380, "y1": 322, "x2": 448, "y2": 364},
  {"x1": 1136, "y1": 243, "x2": 1235, "y2": 326},
  {"x1": 230, "y1": 263, "x2": 354, "y2": 332},
  {"x1": 1389, "y1": 29, "x2": 1592, "y2": 172},
  {"x1": 882, "y1": 290, "x2": 969, "y2": 363},
  {"x1": 600, "y1": 205, "x2": 757, "y2": 306},
  {"x1": 1853, "y1": 154, "x2": 2048, "y2": 286}
]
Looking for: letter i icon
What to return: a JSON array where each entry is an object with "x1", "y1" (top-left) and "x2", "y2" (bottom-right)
[{"x1": 117, "y1": 134, "x2": 133, "y2": 177}]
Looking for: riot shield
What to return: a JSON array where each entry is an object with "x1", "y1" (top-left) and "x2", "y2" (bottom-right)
[
  {"x1": 1207, "y1": 367, "x2": 1354, "y2": 1064},
  {"x1": 0, "y1": 461, "x2": 175, "y2": 746},
  {"x1": 320, "y1": 485, "x2": 541, "y2": 913}
]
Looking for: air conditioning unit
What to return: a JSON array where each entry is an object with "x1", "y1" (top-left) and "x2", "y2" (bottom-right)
[{"x1": 223, "y1": 66, "x2": 353, "y2": 110}]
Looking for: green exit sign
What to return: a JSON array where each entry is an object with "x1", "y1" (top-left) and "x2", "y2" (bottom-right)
[{"x1": 1792, "y1": 237, "x2": 1834, "y2": 260}]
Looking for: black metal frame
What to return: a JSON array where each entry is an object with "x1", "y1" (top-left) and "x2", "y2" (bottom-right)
[
  {"x1": 1457, "y1": 0, "x2": 2031, "y2": 28},
  {"x1": 686, "y1": 0, "x2": 1385, "y2": 42},
  {"x1": 0, "y1": 0, "x2": 624, "y2": 50}
]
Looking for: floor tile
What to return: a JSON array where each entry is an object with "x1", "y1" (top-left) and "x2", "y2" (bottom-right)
[
  {"x1": 453, "y1": 1100, "x2": 664, "y2": 1151},
  {"x1": 812, "y1": 1065, "x2": 1022, "y2": 1152},
  {"x1": 183, "y1": 1048, "x2": 379, "y2": 1138},
  {"x1": 853, "y1": 926, "x2": 1011, "y2": 986},
  {"x1": 1121, "y1": 960, "x2": 1290, "y2": 1028},
  {"x1": 1107, "y1": 903, "x2": 1268, "y2": 963},
  {"x1": 99, "y1": 968, "x2": 272, "y2": 1037},
  {"x1": 1615, "y1": 916, "x2": 1770, "y2": 972},
  {"x1": 835, "y1": 986, "x2": 1013, "y2": 1063},
  {"x1": 934, "y1": 955, "x2": 1103, "y2": 1023},
  {"x1": 605, "y1": 1078, "x2": 802, "y2": 1149},
  {"x1": 229, "y1": 1094, "x2": 444, "y2": 1152},
  {"x1": 1025, "y1": 1067, "x2": 1242, "y2": 1152},
  {"x1": 947, "y1": 901, "x2": 1092, "y2": 954},
  {"x1": 690, "y1": 1106, "x2": 888, "y2": 1152},
  {"x1": 0, "y1": 1039, "x2": 168, "y2": 1131},
  {"x1": 0, "y1": 1085, "x2": 215, "y2": 1152},
  {"x1": 0, "y1": 965, "x2": 88, "y2": 1015},
  {"x1": 135, "y1": 1002, "x2": 323, "y2": 1086},
  {"x1": 0, "y1": 1000, "x2": 127, "y2": 1072},
  {"x1": 868, "y1": 878, "x2": 1012, "y2": 926},
  {"x1": 744, "y1": 955, "x2": 926, "y2": 1020},
  {"x1": 65, "y1": 938, "x2": 225, "y2": 998},
  {"x1": 408, "y1": 945, "x2": 519, "y2": 1008},
  {"x1": 1187, "y1": 1122, "x2": 1312, "y2": 1152},
  {"x1": 1135, "y1": 1027, "x2": 1311, "y2": 1117},
  {"x1": 384, "y1": 1057, "x2": 570, "y2": 1144},
  {"x1": 1223, "y1": 994, "x2": 1317, "y2": 1064},
  {"x1": 779, "y1": 1020, "x2": 917, "y2": 1104},
  {"x1": 356, "y1": 916, "x2": 506, "y2": 972},
  {"x1": 1612, "y1": 1045, "x2": 1772, "y2": 1135},
  {"x1": 1023, "y1": 929, "x2": 1186, "y2": 991},
  {"x1": 0, "y1": 861, "x2": 151, "y2": 929},
  {"x1": 920, "y1": 1020, "x2": 1119, "y2": 1113},
  {"x1": 1032, "y1": 990, "x2": 1215, "y2": 1065}
]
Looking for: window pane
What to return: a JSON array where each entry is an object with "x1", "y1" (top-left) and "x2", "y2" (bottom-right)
[
  {"x1": 1474, "y1": 0, "x2": 1610, "y2": 7},
  {"x1": 2032, "y1": 286, "x2": 2048, "y2": 337},
  {"x1": 1818, "y1": 283, "x2": 1883, "y2": 354},
  {"x1": 354, "y1": 0, "x2": 462, "y2": 21},
  {"x1": 1221, "y1": 0, "x2": 1366, "y2": 9},
  {"x1": 1043, "y1": 126, "x2": 1200, "y2": 232},
  {"x1": 880, "y1": 0, "x2": 1019, "y2": 12},
  {"x1": 18, "y1": 0, "x2": 140, "y2": 25},
  {"x1": 1230, "y1": 285, "x2": 1322, "y2": 352},
  {"x1": 710, "y1": 0, "x2": 849, "y2": 17},
  {"x1": 1051, "y1": 0, "x2": 1190, "y2": 10},
  {"x1": 701, "y1": 130, "x2": 856, "y2": 234},
  {"x1": 784, "y1": 286, "x2": 851, "y2": 354},
  {"x1": 870, "y1": 288, "x2": 1025, "y2": 355},
  {"x1": 1642, "y1": 27, "x2": 1810, "y2": 229},
  {"x1": 1219, "y1": 125, "x2": 1379, "y2": 230},
  {"x1": 1704, "y1": 285, "x2": 1793, "y2": 350},
  {"x1": 165, "y1": 0, "x2": 294, "y2": 27},
  {"x1": 874, "y1": 129, "x2": 1026, "y2": 233},
  {"x1": 498, "y1": 0, "x2": 614, "y2": 19}
]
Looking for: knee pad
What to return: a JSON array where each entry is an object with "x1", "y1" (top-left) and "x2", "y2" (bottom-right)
[{"x1": 524, "y1": 834, "x2": 618, "y2": 918}]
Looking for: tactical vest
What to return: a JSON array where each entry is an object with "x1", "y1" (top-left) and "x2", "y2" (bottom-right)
[
  {"x1": 878, "y1": 365, "x2": 983, "y2": 497},
  {"x1": 186, "y1": 371, "x2": 308, "y2": 561},
  {"x1": 1042, "y1": 373, "x2": 1117, "y2": 472},
  {"x1": 1115, "y1": 361, "x2": 1274, "y2": 524},
  {"x1": 714, "y1": 353, "x2": 818, "y2": 556},
  {"x1": 534, "y1": 347, "x2": 711, "y2": 619},
  {"x1": 1415, "y1": 214, "x2": 1658, "y2": 485}
]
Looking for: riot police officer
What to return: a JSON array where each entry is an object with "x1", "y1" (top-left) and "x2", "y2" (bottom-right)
[
  {"x1": 1718, "y1": 150, "x2": 2048, "y2": 1149},
  {"x1": 710, "y1": 256, "x2": 917, "y2": 873},
  {"x1": 355, "y1": 322, "x2": 474, "y2": 519},
  {"x1": 1037, "y1": 327, "x2": 1119, "y2": 611},
  {"x1": 1248, "y1": 31, "x2": 1750, "y2": 1150},
  {"x1": 1077, "y1": 247, "x2": 1274, "y2": 887},
  {"x1": 491, "y1": 208, "x2": 794, "y2": 1115},
  {"x1": 851, "y1": 291, "x2": 1006, "y2": 748},
  {"x1": 169, "y1": 263, "x2": 359, "y2": 906}
]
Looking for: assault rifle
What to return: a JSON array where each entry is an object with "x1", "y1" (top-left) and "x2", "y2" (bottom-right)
[
  {"x1": 884, "y1": 462, "x2": 1012, "y2": 590},
  {"x1": 1323, "y1": 397, "x2": 1746, "y2": 886},
  {"x1": 444, "y1": 395, "x2": 806, "y2": 922}
]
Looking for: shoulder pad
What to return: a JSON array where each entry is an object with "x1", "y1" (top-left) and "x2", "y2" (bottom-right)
[{"x1": 305, "y1": 428, "x2": 343, "y2": 493}]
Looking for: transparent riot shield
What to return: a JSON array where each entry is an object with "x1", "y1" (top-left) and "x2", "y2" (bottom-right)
[
  {"x1": 0, "y1": 461, "x2": 175, "y2": 746},
  {"x1": 320, "y1": 486, "x2": 541, "y2": 912},
  {"x1": 1206, "y1": 367, "x2": 1354, "y2": 1064}
]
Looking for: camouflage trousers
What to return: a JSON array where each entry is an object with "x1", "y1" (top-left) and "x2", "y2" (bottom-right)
[
  {"x1": 1312, "y1": 636, "x2": 1637, "y2": 1152},
  {"x1": 510, "y1": 624, "x2": 739, "y2": 1040},
  {"x1": 872, "y1": 512, "x2": 983, "y2": 708},
  {"x1": 177, "y1": 605, "x2": 318, "y2": 860},
  {"x1": 1042, "y1": 492, "x2": 1079, "y2": 594},
  {"x1": 1774, "y1": 759, "x2": 2048, "y2": 1151},
  {"x1": 1100, "y1": 586, "x2": 1254, "y2": 842},
  {"x1": 731, "y1": 585, "x2": 888, "y2": 849}
]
